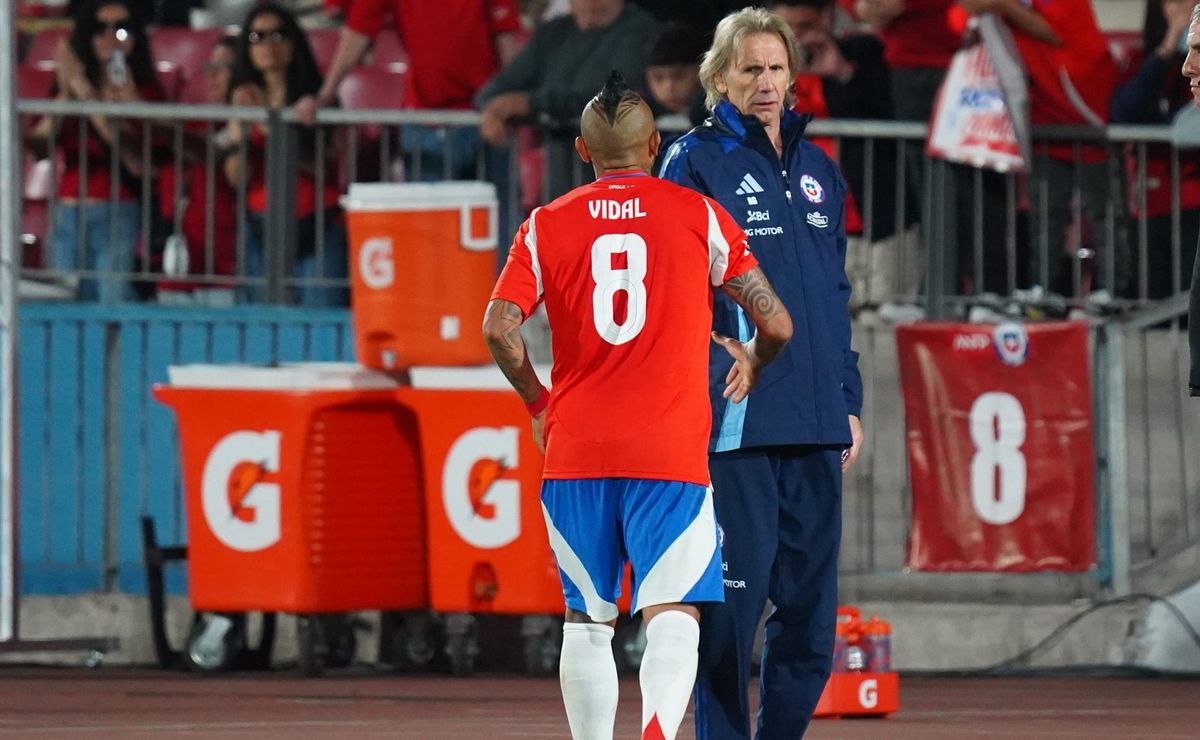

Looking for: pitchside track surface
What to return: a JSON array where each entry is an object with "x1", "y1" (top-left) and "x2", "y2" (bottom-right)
[{"x1": 0, "y1": 669, "x2": 1196, "y2": 738}]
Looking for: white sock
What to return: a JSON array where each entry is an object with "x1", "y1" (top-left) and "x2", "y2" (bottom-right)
[
  {"x1": 559, "y1": 622, "x2": 619, "y2": 740},
  {"x1": 638, "y1": 611, "x2": 700, "y2": 740}
]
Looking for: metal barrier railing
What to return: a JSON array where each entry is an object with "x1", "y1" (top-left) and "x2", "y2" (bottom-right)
[
  {"x1": 15, "y1": 100, "x2": 1199, "y2": 312},
  {"x1": 16, "y1": 101, "x2": 512, "y2": 306},
  {"x1": 1095, "y1": 293, "x2": 1198, "y2": 593}
]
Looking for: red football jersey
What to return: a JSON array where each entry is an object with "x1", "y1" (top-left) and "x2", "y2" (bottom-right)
[{"x1": 491, "y1": 172, "x2": 757, "y2": 485}]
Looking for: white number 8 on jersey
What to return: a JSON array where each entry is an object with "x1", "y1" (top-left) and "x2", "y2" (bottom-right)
[{"x1": 591, "y1": 233, "x2": 648, "y2": 345}]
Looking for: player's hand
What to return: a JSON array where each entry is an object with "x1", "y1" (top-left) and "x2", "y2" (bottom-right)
[
  {"x1": 842, "y1": 414, "x2": 864, "y2": 472},
  {"x1": 531, "y1": 408, "x2": 548, "y2": 454},
  {"x1": 712, "y1": 331, "x2": 758, "y2": 404}
]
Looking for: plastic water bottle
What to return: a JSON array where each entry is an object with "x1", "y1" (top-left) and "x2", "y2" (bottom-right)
[
  {"x1": 832, "y1": 621, "x2": 849, "y2": 673},
  {"x1": 107, "y1": 48, "x2": 128, "y2": 87},
  {"x1": 863, "y1": 616, "x2": 892, "y2": 673},
  {"x1": 833, "y1": 605, "x2": 861, "y2": 672},
  {"x1": 844, "y1": 644, "x2": 866, "y2": 672},
  {"x1": 162, "y1": 232, "x2": 189, "y2": 277}
]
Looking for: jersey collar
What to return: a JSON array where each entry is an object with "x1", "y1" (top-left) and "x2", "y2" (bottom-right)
[{"x1": 597, "y1": 170, "x2": 650, "y2": 181}]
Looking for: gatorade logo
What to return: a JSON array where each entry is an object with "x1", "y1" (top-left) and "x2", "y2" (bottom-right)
[
  {"x1": 858, "y1": 678, "x2": 879, "y2": 709},
  {"x1": 201, "y1": 430, "x2": 282, "y2": 552},
  {"x1": 359, "y1": 237, "x2": 395, "y2": 289},
  {"x1": 443, "y1": 427, "x2": 520, "y2": 549}
]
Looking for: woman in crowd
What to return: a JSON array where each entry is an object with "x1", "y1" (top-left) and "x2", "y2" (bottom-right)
[
  {"x1": 223, "y1": 2, "x2": 348, "y2": 307},
  {"x1": 29, "y1": 0, "x2": 164, "y2": 302}
]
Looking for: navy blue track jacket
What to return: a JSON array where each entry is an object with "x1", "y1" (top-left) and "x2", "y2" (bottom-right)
[{"x1": 659, "y1": 101, "x2": 862, "y2": 450}]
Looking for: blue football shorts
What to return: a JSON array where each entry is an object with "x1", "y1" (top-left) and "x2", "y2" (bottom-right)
[{"x1": 540, "y1": 478, "x2": 724, "y2": 622}]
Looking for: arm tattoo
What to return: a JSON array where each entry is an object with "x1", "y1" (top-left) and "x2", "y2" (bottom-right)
[
  {"x1": 483, "y1": 300, "x2": 545, "y2": 403},
  {"x1": 721, "y1": 267, "x2": 790, "y2": 366},
  {"x1": 724, "y1": 268, "x2": 783, "y2": 321}
]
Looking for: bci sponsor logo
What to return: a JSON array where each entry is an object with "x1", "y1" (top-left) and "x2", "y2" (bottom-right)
[
  {"x1": 746, "y1": 210, "x2": 771, "y2": 223},
  {"x1": 953, "y1": 333, "x2": 990, "y2": 351}
]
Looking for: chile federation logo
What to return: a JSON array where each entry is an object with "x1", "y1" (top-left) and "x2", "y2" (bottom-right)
[{"x1": 799, "y1": 174, "x2": 825, "y2": 204}]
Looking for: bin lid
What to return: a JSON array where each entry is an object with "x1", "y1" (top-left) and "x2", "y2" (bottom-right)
[
  {"x1": 341, "y1": 181, "x2": 497, "y2": 212},
  {"x1": 166, "y1": 362, "x2": 400, "y2": 390},
  {"x1": 409, "y1": 365, "x2": 553, "y2": 390}
]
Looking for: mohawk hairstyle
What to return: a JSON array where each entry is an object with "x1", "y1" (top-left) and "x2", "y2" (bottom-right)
[{"x1": 590, "y1": 70, "x2": 644, "y2": 125}]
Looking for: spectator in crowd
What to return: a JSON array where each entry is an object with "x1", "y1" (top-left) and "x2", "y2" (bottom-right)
[
  {"x1": 958, "y1": 0, "x2": 1121, "y2": 299},
  {"x1": 854, "y1": 0, "x2": 958, "y2": 168},
  {"x1": 643, "y1": 21, "x2": 707, "y2": 124},
  {"x1": 223, "y1": 2, "x2": 349, "y2": 307},
  {"x1": 1111, "y1": 0, "x2": 1200, "y2": 300},
  {"x1": 660, "y1": 8, "x2": 863, "y2": 738},
  {"x1": 852, "y1": 0, "x2": 1016, "y2": 304},
  {"x1": 1184, "y1": 2, "x2": 1200, "y2": 395},
  {"x1": 299, "y1": 0, "x2": 522, "y2": 180},
  {"x1": 28, "y1": 0, "x2": 165, "y2": 303},
  {"x1": 475, "y1": 0, "x2": 659, "y2": 202},
  {"x1": 772, "y1": 0, "x2": 921, "y2": 308},
  {"x1": 156, "y1": 36, "x2": 239, "y2": 306}
]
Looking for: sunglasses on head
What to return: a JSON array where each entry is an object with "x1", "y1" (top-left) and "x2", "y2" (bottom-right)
[
  {"x1": 94, "y1": 20, "x2": 133, "y2": 37},
  {"x1": 247, "y1": 28, "x2": 289, "y2": 45}
]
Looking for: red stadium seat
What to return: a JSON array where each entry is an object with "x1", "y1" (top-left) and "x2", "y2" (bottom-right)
[
  {"x1": 149, "y1": 27, "x2": 226, "y2": 78},
  {"x1": 306, "y1": 28, "x2": 342, "y2": 73},
  {"x1": 17, "y1": 65, "x2": 56, "y2": 99},
  {"x1": 337, "y1": 66, "x2": 407, "y2": 110},
  {"x1": 155, "y1": 63, "x2": 183, "y2": 101},
  {"x1": 23, "y1": 27, "x2": 68, "y2": 69},
  {"x1": 336, "y1": 67, "x2": 408, "y2": 186}
]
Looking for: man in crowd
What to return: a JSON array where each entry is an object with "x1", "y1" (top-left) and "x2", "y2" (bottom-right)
[
  {"x1": 475, "y1": 0, "x2": 659, "y2": 201},
  {"x1": 660, "y1": 8, "x2": 863, "y2": 738},
  {"x1": 484, "y1": 73, "x2": 792, "y2": 740},
  {"x1": 298, "y1": 0, "x2": 521, "y2": 178},
  {"x1": 957, "y1": 0, "x2": 1119, "y2": 298}
]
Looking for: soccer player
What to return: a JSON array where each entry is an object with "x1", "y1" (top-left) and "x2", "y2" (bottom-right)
[{"x1": 483, "y1": 72, "x2": 793, "y2": 740}]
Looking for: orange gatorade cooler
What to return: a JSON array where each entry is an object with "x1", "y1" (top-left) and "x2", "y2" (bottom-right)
[
  {"x1": 342, "y1": 182, "x2": 498, "y2": 370},
  {"x1": 399, "y1": 366, "x2": 564, "y2": 615},
  {"x1": 153, "y1": 363, "x2": 427, "y2": 614}
]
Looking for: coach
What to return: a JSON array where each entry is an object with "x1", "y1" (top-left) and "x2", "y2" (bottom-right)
[{"x1": 659, "y1": 8, "x2": 863, "y2": 739}]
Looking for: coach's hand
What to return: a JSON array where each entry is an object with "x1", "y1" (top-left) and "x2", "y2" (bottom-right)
[
  {"x1": 843, "y1": 415, "x2": 864, "y2": 472},
  {"x1": 713, "y1": 332, "x2": 759, "y2": 404},
  {"x1": 532, "y1": 408, "x2": 548, "y2": 454}
]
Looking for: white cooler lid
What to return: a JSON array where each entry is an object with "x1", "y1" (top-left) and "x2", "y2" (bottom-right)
[
  {"x1": 166, "y1": 362, "x2": 399, "y2": 390},
  {"x1": 408, "y1": 365, "x2": 553, "y2": 390},
  {"x1": 341, "y1": 181, "x2": 497, "y2": 212}
]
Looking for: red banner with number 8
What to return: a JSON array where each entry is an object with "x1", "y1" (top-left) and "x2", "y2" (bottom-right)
[{"x1": 897, "y1": 321, "x2": 1095, "y2": 571}]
